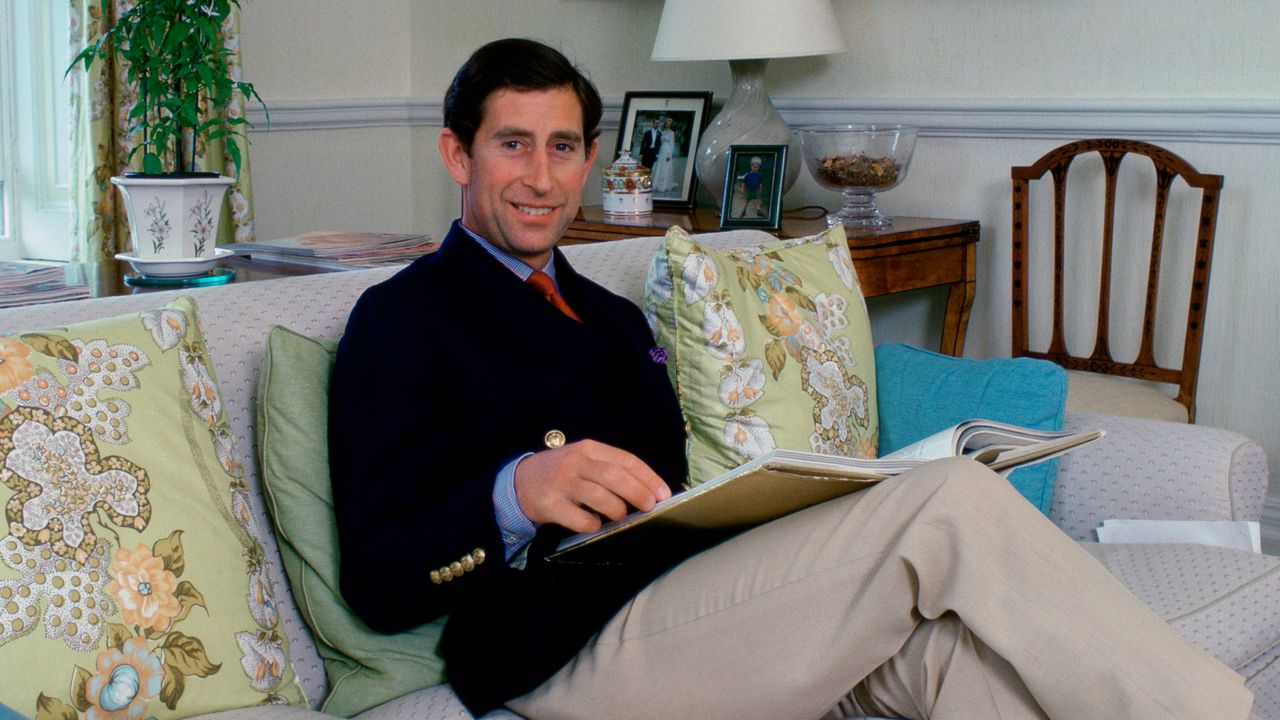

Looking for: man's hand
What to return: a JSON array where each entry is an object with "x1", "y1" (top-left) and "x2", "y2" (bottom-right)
[{"x1": 514, "y1": 440, "x2": 672, "y2": 534}]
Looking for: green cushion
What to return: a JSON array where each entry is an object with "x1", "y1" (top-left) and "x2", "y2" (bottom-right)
[
  {"x1": 645, "y1": 225, "x2": 878, "y2": 486},
  {"x1": 0, "y1": 297, "x2": 305, "y2": 718},
  {"x1": 256, "y1": 326, "x2": 445, "y2": 717}
]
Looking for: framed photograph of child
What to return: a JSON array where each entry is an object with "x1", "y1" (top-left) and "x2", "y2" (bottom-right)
[
  {"x1": 615, "y1": 91, "x2": 713, "y2": 210},
  {"x1": 719, "y1": 144, "x2": 788, "y2": 230}
]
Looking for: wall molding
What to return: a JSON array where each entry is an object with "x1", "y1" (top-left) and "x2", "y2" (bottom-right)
[
  {"x1": 247, "y1": 96, "x2": 1280, "y2": 145},
  {"x1": 246, "y1": 94, "x2": 1279, "y2": 550}
]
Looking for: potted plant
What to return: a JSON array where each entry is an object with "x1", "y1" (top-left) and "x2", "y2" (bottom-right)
[{"x1": 70, "y1": 0, "x2": 265, "y2": 261}]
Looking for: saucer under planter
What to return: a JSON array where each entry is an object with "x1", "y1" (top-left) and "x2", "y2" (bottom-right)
[
  {"x1": 115, "y1": 247, "x2": 234, "y2": 278},
  {"x1": 111, "y1": 173, "x2": 234, "y2": 260}
]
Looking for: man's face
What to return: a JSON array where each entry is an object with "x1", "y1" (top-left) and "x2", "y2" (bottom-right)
[{"x1": 438, "y1": 87, "x2": 598, "y2": 269}]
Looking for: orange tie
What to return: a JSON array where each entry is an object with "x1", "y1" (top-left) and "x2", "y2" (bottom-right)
[{"x1": 527, "y1": 270, "x2": 581, "y2": 322}]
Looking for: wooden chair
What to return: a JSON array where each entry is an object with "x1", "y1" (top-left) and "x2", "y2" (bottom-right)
[{"x1": 1010, "y1": 139, "x2": 1223, "y2": 423}]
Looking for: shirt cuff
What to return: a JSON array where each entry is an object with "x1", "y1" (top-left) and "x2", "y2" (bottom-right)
[{"x1": 493, "y1": 453, "x2": 538, "y2": 563}]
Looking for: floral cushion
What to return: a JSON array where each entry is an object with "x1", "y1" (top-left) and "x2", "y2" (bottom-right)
[
  {"x1": 645, "y1": 225, "x2": 878, "y2": 486},
  {"x1": 0, "y1": 297, "x2": 304, "y2": 718}
]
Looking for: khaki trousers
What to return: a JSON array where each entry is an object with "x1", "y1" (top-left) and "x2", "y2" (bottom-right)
[{"x1": 509, "y1": 458, "x2": 1252, "y2": 720}]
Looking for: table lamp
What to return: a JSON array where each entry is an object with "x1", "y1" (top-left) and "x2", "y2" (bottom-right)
[{"x1": 651, "y1": 0, "x2": 846, "y2": 209}]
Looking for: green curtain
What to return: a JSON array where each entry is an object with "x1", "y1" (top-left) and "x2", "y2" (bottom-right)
[{"x1": 68, "y1": 0, "x2": 257, "y2": 265}]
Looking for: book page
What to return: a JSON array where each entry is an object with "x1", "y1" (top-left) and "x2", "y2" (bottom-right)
[
  {"x1": 1097, "y1": 519, "x2": 1261, "y2": 553},
  {"x1": 880, "y1": 423, "x2": 964, "y2": 460}
]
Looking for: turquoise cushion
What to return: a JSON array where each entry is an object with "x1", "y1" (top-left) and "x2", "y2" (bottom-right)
[{"x1": 874, "y1": 343, "x2": 1068, "y2": 514}]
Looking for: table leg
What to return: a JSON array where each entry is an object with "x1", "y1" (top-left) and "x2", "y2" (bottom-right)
[{"x1": 939, "y1": 278, "x2": 975, "y2": 356}]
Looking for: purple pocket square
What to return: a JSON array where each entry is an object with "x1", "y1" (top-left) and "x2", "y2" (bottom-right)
[{"x1": 649, "y1": 347, "x2": 668, "y2": 364}]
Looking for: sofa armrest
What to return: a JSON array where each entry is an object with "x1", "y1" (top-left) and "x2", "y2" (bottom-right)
[{"x1": 1049, "y1": 411, "x2": 1270, "y2": 541}]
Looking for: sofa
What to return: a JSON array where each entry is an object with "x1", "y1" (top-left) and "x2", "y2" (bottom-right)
[{"x1": 1, "y1": 228, "x2": 1276, "y2": 720}]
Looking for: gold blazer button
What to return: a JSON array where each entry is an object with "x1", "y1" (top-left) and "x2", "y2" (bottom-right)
[{"x1": 544, "y1": 430, "x2": 566, "y2": 449}]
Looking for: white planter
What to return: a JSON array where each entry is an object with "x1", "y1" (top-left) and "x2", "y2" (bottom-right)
[{"x1": 111, "y1": 175, "x2": 234, "y2": 260}]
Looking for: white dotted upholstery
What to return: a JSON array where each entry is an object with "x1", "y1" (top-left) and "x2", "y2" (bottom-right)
[
  {"x1": 1242, "y1": 644, "x2": 1280, "y2": 720},
  {"x1": 2, "y1": 234, "x2": 1274, "y2": 719},
  {"x1": 1081, "y1": 542, "x2": 1280, "y2": 671},
  {"x1": 1053, "y1": 411, "x2": 1270, "y2": 542}
]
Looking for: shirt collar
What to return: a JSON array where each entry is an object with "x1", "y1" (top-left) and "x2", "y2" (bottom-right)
[{"x1": 458, "y1": 221, "x2": 558, "y2": 286}]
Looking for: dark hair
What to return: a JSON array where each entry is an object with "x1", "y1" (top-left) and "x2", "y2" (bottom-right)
[{"x1": 443, "y1": 38, "x2": 603, "y2": 154}]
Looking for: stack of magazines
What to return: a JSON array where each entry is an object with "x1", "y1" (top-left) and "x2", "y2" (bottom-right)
[
  {"x1": 228, "y1": 231, "x2": 438, "y2": 271},
  {"x1": 0, "y1": 261, "x2": 90, "y2": 308}
]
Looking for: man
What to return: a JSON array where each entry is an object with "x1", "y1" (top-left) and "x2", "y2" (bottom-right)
[
  {"x1": 639, "y1": 116, "x2": 662, "y2": 169},
  {"x1": 328, "y1": 38, "x2": 1252, "y2": 720}
]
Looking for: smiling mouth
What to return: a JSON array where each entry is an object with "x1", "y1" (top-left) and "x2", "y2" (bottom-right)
[{"x1": 516, "y1": 204, "x2": 555, "y2": 217}]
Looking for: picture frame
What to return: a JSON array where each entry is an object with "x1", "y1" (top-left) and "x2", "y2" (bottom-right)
[
  {"x1": 719, "y1": 144, "x2": 788, "y2": 230},
  {"x1": 614, "y1": 91, "x2": 713, "y2": 210}
]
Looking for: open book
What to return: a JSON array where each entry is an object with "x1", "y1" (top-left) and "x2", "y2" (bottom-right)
[{"x1": 548, "y1": 419, "x2": 1103, "y2": 561}]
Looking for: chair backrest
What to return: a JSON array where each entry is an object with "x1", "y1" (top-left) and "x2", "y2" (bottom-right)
[{"x1": 1010, "y1": 138, "x2": 1223, "y2": 422}]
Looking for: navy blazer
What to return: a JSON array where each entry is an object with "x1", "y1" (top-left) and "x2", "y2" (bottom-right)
[{"x1": 329, "y1": 222, "x2": 690, "y2": 713}]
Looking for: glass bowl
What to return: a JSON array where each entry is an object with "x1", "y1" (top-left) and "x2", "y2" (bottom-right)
[{"x1": 796, "y1": 124, "x2": 918, "y2": 228}]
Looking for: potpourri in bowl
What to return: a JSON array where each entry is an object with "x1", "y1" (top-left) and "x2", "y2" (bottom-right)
[{"x1": 797, "y1": 124, "x2": 918, "y2": 228}]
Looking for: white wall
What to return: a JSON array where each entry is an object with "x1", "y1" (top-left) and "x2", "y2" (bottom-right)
[{"x1": 240, "y1": 0, "x2": 1279, "y2": 548}]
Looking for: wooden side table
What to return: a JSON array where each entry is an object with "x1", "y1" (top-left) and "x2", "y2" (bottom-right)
[{"x1": 564, "y1": 207, "x2": 980, "y2": 356}]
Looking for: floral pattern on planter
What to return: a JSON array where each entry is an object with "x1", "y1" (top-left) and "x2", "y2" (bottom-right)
[
  {"x1": 142, "y1": 197, "x2": 171, "y2": 255},
  {"x1": 188, "y1": 191, "x2": 216, "y2": 257}
]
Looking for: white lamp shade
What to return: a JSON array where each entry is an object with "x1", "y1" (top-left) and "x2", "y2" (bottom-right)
[{"x1": 651, "y1": 0, "x2": 847, "y2": 62}]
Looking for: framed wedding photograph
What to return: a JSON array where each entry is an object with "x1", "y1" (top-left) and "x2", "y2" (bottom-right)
[
  {"x1": 615, "y1": 91, "x2": 713, "y2": 210},
  {"x1": 719, "y1": 144, "x2": 788, "y2": 230}
]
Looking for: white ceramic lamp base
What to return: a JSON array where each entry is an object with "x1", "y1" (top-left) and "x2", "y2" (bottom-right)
[{"x1": 695, "y1": 59, "x2": 801, "y2": 210}]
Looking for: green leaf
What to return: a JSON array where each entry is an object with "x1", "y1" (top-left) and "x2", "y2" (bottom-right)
[
  {"x1": 34, "y1": 694, "x2": 77, "y2": 720},
  {"x1": 153, "y1": 530, "x2": 185, "y2": 575},
  {"x1": 143, "y1": 152, "x2": 163, "y2": 175},
  {"x1": 171, "y1": 580, "x2": 207, "y2": 625},
  {"x1": 162, "y1": 631, "x2": 222, "y2": 678},
  {"x1": 227, "y1": 140, "x2": 242, "y2": 175},
  {"x1": 765, "y1": 339, "x2": 787, "y2": 380},
  {"x1": 107, "y1": 623, "x2": 132, "y2": 651},
  {"x1": 70, "y1": 665, "x2": 92, "y2": 712},
  {"x1": 159, "y1": 667, "x2": 185, "y2": 711},
  {"x1": 786, "y1": 286, "x2": 817, "y2": 312},
  {"x1": 20, "y1": 332, "x2": 78, "y2": 361}
]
